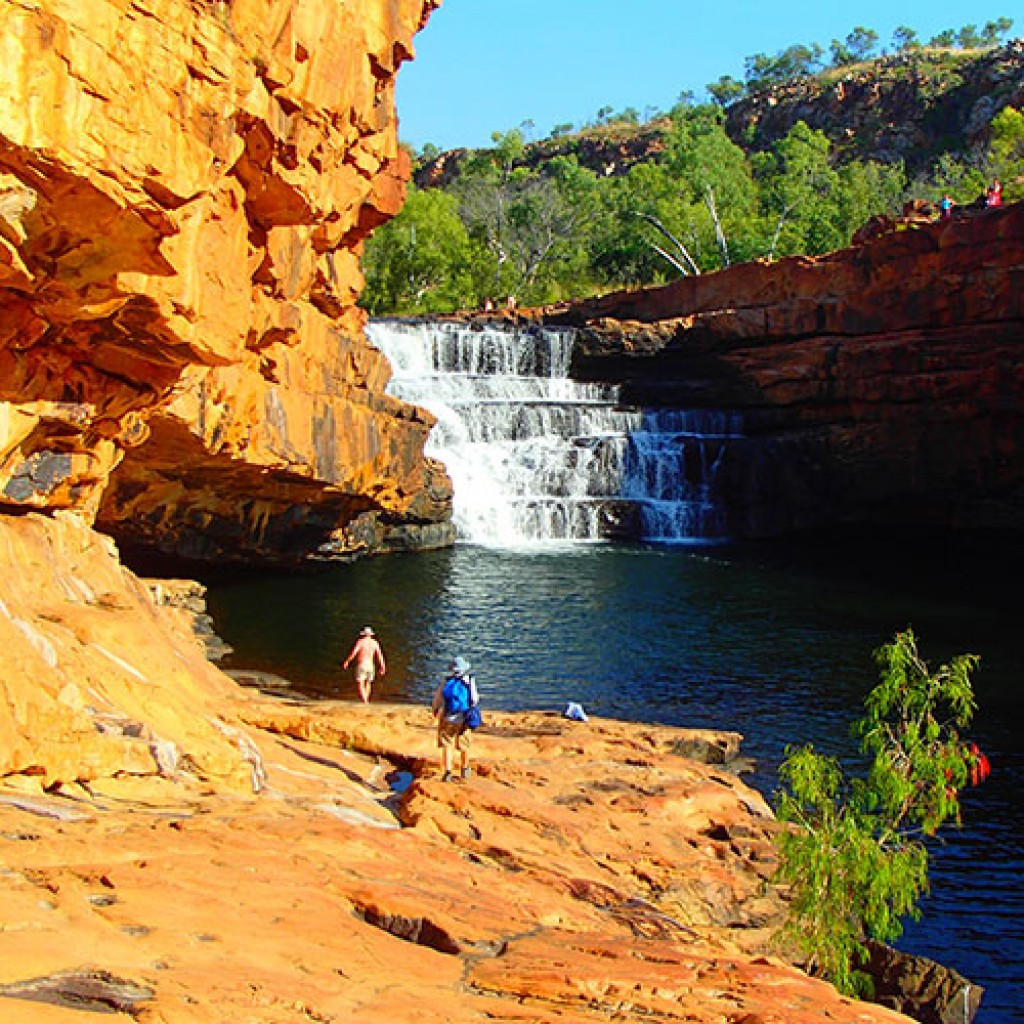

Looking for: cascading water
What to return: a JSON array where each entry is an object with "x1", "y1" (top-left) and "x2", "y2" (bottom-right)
[
  {"x1": 367, "y1": 319, "x2": 640, "y2": 546},
  {"x1": 366, "y1": 319, "x2": 743, "y2": 548},
  {"x1": 623, "y1": 410, "x2": 745, "y2": 546}
]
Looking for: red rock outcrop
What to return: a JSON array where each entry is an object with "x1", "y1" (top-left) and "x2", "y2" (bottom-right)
[
  {"x1": 725, "y1": 42, "x2": 1024, "y2": 169},
  {"x1": 1, "y1": 0, "x2": 451, "y2": 564},
  {"x1": 0, "y1": 692, "x2": 923, "y2": 1024},
  {"x1": 551, "y1": 202, "x2": 1024, "y2": 539}
]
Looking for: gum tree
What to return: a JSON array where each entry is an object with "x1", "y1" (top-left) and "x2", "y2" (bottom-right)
[{"x1": 775, "y1": 629, "x2": 984, "y2": 996}]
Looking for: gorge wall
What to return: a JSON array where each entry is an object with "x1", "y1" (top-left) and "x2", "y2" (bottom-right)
[
  {"x1": 550, "y1": 202, "x2": 1024, "y2": 541},
  {"x1": 0, "y1": 7, "x2": 987, "y2": 1022},
  {"x1": 1, "y1": 0, "x2": 450, "y2": 566},
  {"x1": 0, "y1": 0, "x2": 453, "y2": 788}
]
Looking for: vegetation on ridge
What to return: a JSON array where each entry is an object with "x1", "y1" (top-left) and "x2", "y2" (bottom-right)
[{"x1": 363, "y1": 23, "x2": 1022, "y2": 315}]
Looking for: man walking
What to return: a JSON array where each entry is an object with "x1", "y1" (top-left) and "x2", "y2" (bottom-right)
[{"x1": 342, "y1": 626, "x2": 386, "y2": 703}]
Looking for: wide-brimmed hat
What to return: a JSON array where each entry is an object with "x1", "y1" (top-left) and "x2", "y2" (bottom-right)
[
  {"x1": 360, "y1": 626, "x2": 375, "y2": 637},
  {"x1": 449, "y1": 655, "x2": 470, "y2": 676}
]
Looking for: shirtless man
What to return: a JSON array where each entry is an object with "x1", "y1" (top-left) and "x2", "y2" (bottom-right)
[{"x1": 342, "y1": 626, "x2": 386, "y2": 703}]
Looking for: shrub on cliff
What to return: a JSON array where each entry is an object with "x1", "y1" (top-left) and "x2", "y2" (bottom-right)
[{"x1": 774, "y1": 628, "x2": 983, "y2": 996}]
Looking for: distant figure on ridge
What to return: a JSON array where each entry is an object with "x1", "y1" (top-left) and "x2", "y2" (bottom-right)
[
  {"x1": 342, "y1": 626, "x2": 386, "y2": 703},
  {"x1": 432, "y1": 655, "x2": 480, "y2": 782},
  {"x1": 986, "y1": 179, "x2": 1003, "y2": 208},
  {"x1": 939, "y1": 193, "x2": 955, "y2": 220}
]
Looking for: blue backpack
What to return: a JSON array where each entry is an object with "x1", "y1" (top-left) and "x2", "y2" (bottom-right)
[{"x1": 442, "y1": 675, "x2": 472, "y2": 716}]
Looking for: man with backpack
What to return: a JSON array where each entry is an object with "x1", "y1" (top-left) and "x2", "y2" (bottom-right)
[{"x1": 431, "y1": 655, "x2": 480, "y2": 782}]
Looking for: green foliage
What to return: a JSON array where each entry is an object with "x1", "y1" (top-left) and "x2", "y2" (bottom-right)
[
  {"x1": 957, "y1": 24, "x2": 985, "y2": 49},
  {"x1": 831, "y1": 27, "x2": 879, "y2": 67},
  {"x1": 757, "y1": 121, "x2": 847, "y2": 257},
  {"x1": 989, "y1": 106, "x2": 1024, "y2": 201},
  {"x1": 371, "y1": 26, "x2": 1020, "y2": 315},
  {"x1": 745, "y1": 44, "x2": 824, "y2": 91},
  {"x1": 707, "y1": 75, "x2": 745, "y2": 107},
  {"x1": 893, "y1": 26, "x2": 920, "y2": 52},
  {"x1": 912, "y1": 151, "x2": 987, "y2": 205},
  {"x1": 360, "y1": 186, "x2": 481, "y2": 315},
  {"x1": 983, "y1": 17, "x2": 1014, "y2": 44},
  {"x1": 775, "y1": 629, "x2": 980, "y2": 996}
]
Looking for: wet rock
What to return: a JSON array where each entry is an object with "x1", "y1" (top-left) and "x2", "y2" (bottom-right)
[{"x1": 866, "y1": 941, "x2": 984, "y2": 1024}]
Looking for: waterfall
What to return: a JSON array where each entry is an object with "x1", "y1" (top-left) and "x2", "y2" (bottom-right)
[
  {"x1": 366, "y1": 319, "x2": 742, "y2": 548},
  {"x1": 367, "y1": 319, "x2": 640, "y2": 547},
  {"x1": 623, "y1": 410, "x2": 744, "y2": 546}
]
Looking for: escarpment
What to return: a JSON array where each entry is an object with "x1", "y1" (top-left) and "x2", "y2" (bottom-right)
[
  {"x1": 550, "y1": 201, "x2": 1024, "y2": 541},
  {"x1": 1, "y1": 0, "x2": 450, "y2": 565},
  {"x1": 0, "y1": 0, "x2": 451, "y2": 790}
]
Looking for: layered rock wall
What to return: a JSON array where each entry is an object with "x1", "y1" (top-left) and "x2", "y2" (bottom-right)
[
  {"x1": 0, "y1": 0, "x2": 451, "y2": 564},
  {"x1": 554, "y1": 203, "x2": 1024, "y2": 538}
]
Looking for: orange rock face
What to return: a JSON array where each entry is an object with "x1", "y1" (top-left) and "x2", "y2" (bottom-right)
[
  {"x1": 0, "y1": 693, "x2": 919, "y2": 1024},
  {"x1": 0, "y1": 0, "x2": 451, "y2": 563},
  {"x1": 0, "y1": 512, "x2": 251, "y2": 787}
]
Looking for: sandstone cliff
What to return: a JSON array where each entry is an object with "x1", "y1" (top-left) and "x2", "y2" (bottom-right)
[
  {"x1": 550, "y1": 202, "x2": 1024, "y2": 540},
  {"x1": 1, "y1": 0, "x2": 451, "y2": 565}
]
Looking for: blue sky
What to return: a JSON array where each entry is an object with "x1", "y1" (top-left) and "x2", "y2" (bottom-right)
[{"x1": 395, "y1": 1, "x2": 1017, "y2": 151}]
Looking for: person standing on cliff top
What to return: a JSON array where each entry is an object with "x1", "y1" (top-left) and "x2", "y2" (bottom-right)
[{"x1": 342, "y1": 626, "x2": 386, "y2": 703}]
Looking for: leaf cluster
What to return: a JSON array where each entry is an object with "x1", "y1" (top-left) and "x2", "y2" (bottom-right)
[{"x1": 774, "y1": 629, "x2": 982, "y2": 996}]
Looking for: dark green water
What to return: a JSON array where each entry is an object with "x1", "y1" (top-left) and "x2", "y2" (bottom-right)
[{"x1": 205, "y1": 538, "x2": 1023, "y2": 1022}]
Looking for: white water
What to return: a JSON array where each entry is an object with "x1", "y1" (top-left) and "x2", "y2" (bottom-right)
[
  {"x1": 366, "y1": 319, "x2": 743, "y2": 548},
  {"x1": 624, "y1": 410, "x2": 745, "y2": 546}
]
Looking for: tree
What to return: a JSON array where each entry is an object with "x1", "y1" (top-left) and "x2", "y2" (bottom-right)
[
  {"x1": 846, "y1": 26, "x2": 880, "y2": 62},
  {"x1": 418, "y1": 142, "x2": 441, "y2": 163},
  {"x1": 892, "y1": 26, "x2": 920, "y2": 52},
  {"x1": 988, "y1": 105, "x2": 1024, "y2": 201},
  {"x1": 665, "y1": 105, "x2": 762, "y2": 268},
  {"x1": 360, "y1": 186, "x2": 481, "y2": 315},
  {"x1": 838, "y1": 159, "x2": 907, "y2": 239},
  {"x1": 745, "y1": 44, "x2": 824, "y2": 91},
  {"x1": 981, "y1": 17, "x2": 1014, "y2": 45},
  {"x1": 596, "y1": 162, "x2": 697, "y2": 285},
  {"x1": 912, "y1": 151, "x2": 986, "y2": 206},
  {"x1": 707, "y1": 75, "x2": 745, "y2": 107},
  {"x1": 831, "y1": 27, "x2": 880, "y2": 67},
  {"x1": 757, "y1": 121, "x2": 845, "y2": 258},
  {"x1": 455, "y1": 144, "x2": 602, "y2": 306},
  {"x1": 929, "y1": 29, "x2": 956, "y2": 47},
  {"x1": 775, "y1": 629, "x2": 983, "y2": 996},
  {"x1": 957, "y1": 24, "x2": 984, "y2": 49}
]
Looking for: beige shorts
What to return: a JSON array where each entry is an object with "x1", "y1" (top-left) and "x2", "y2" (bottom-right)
[
  {"x1": 437, "y1": 715, "x2": 470, "y2": 751},
  {"x1": 354, "y1": 665, "x2": 375, "y2": 684}
]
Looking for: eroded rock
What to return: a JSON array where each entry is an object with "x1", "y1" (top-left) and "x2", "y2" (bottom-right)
[{"x1": 0, "y1": 0, "x2": 451, "y2": 565}]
